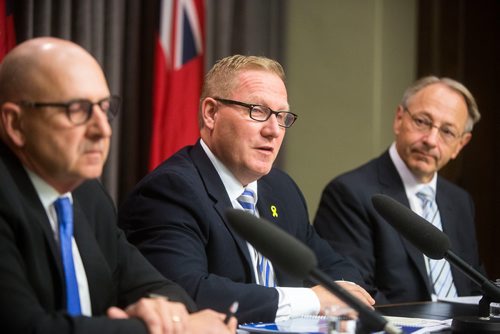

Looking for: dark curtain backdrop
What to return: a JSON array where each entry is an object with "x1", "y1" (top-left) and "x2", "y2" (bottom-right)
[
  {"x1": 8, "y1": 0, "x2": 500, "y2": 281},
  {"x1": 11, "y1": 0, "x2": 287, "y2": 204},
  {"x1": 417, "y1": 0, "x2": 500, "y2": 278}
]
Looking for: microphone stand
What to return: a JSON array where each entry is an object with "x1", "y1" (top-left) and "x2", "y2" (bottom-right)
[
  {"x1": 444, "y1": 252, "x2": 500, "y2": 332},
  {"x1": 445, "y1": 251, "x2": 500, "y2": 304},
  {"x1": 310, "y1": 268, "x2": 401, "y2": 334},
  {"x1": 371, "y1": 195, "x2": 500, "y2": 331}
]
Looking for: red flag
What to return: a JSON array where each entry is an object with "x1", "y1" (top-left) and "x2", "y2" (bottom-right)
[
  {"x1": 149, "y1": 0, "x2": 205, "y2": 170},
  {"x1": 0, "y1": 0, "x2": 15, "y2": 61}
]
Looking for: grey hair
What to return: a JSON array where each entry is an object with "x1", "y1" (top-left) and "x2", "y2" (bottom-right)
[{"x1": 401, "y1": 76, "x2": 480, "y2": 132}]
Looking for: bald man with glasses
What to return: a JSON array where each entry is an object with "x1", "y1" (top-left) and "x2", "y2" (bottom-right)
[
  {"x1": 0, "y1": 37, "x2": 236, "y2": 334},
  {"x1": 314, "y1": 76, "x2": 485, "y2": 305}
]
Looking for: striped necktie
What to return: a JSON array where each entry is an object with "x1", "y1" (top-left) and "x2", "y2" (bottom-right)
[
  {"x1": 416, "y1": 186, "x2": 457, "y2": 299},
  {"x1": 54, "y1": 197, "x2": 82, "y2": 315},
  {"x1": 237, "y1": 189, "x2": 276, "y2": 287}
]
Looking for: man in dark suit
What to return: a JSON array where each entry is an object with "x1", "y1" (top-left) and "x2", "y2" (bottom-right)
[
  {"x1": 0, "y1": 37, "x2": 236, "y2": 334},
  {"x1": 118, "y1": 55, "x2": 374, "y2": 324},
  {"x1": 314, "y1": 76, "x2": 484, "y2": 305}
]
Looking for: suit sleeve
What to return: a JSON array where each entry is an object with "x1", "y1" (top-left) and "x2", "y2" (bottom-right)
[
  {"x1": 271, "y1": 173, "x2": 365, "y2": 286},
  {"x1": 0, "y1": 199, "x2": 148, "y2": 333},
  {"x1": 314, "y1": 178, "x2": 390, "y2": 303},
  {"x1": 443, "y1": 188, "x2": 486, "y2": 296},
  {"x1": 74, "y1": 181, "x2": 196, "y2": 312},
  {"x1": 118, "y1": 171, "x2": 280, "y2": 323},
  {"x1": 0, "y1": 150, "x2": 192, "y2": 333}
]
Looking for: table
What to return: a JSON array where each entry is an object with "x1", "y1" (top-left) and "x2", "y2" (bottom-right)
[
  {"x1": 376, "y1": 301, "x2": 479, "y2": 320},
  {"x1": 238, "y1": 301, "x2": 500, "y2": 333},
  {"x1": 378, "y1": 301, "x2": 500, "y2": 333}
]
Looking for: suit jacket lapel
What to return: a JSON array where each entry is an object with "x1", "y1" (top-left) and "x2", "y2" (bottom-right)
[
  {"x1": 26, "y1": 189, "x2": 62, "y2": 271},
  {"x1": 255, "y1": 180, "x2": 282, "y2": 282},
  {"x1": 256, "y1": 177, "x2": 302, "y2": 286},
  {"x1": 255, "y1": 182, "x2": 279, "y2": 224},
  {"x1": 0, "y1": 143, "x2": 64, "y2": 278},
  {"x1": 435, "y1": 178, "x2": 458, "y2": 246},
  {"x1": 190, "y1": 142, "x2": 254, "y2": 279},
  {"x1": 72, "y1": 199, "x2": 113, "y2": 314},
  {"x1": 377, "y1": 151, "x2": 432, "y2": 294},
  {"x1": 256, "y1": 179, "x2": 284, "y2": 229},
  {"x1": 435, "y1": 178, "x2": 464, "y2": 291}
]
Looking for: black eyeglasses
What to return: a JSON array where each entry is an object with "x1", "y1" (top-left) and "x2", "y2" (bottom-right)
[
  {"x1": 404, "y1": 107, "x2": 464, "y2": 144},
  {"x1": 214, "y1": 97, "x2": 298, "y2": 128},
  {"x1": 19, "y1": 95, "x2": 121, "y2": 125}
]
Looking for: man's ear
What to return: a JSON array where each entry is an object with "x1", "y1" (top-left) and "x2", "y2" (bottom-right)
[
  {"x1": 201, "y1": 97, "x2": 218, "y2": 131},
  {"x1": 450, "y1": 132, "x2": 472, "y2": 159},
  {"x1": 393, "y1": 105, "x2": 405, "y2": 135},
  {"x1": 1, "y1": 102, "x2": 26, "y2": 147}
]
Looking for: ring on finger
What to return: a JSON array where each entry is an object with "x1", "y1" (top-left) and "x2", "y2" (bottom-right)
[{"x1": 172, "y1": 315, "x2": 181, "y2": 323}]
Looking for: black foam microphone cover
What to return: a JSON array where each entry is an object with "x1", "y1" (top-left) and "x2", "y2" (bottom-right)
[
  {"x1": 225, "y1": 208, "x2": 403, "y2": 334},
  {"x1": 371, "y1": 194, "x2": 450, "y2": 259},
  {"x1": 225, "y1": 209, "x2": 317, "y2": 279}
]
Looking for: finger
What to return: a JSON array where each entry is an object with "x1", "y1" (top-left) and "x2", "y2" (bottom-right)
[
  {"x1": 211, "y1": 310, "x2": 227, "y2": 321},
  {"x1": 349, "y1": 284, "x2": 373, "y2": 300},
  {"x1": 351, "y1": 287, "x2": 375, "y2": 306},
  {"x1": 227, "y1": 316, "x2": 238, "y2": 332},
  {"x1": 146, "y1": 295, "x2": 189, "y2": 334},
  {"x1": 346, "y1": 289, "x2": 373, "y2": 308},
  {"x1": 107, "y1": 306, "x2": 129, "y2": 319},
  {"x1": 159, "y1": 300, "x2": 190, "y2": 334},
  {"x1": 187, "y1": 310, "x2": 235, "y2": 334},
  {"x1": 337, "y1": 282, "x2": 375, "y2": 306},
  {"x1": 146, "y1": 294, "x2": 173, "y2": 334},
  {"x1": 126, "y1": 299, "x2": 163, "y2": 334},
  {"x1": 163, "y1": 302, "x2": 188, "y2": 334}
]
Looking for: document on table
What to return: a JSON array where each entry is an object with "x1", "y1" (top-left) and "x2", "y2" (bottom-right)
[
  {"x1": 237, "y1": 315, "x2": 451, "y2": 333},
  {"x1": 238, "y1": 315, "x2": 354, "y2": 333},
  {"x1": 437, "y1": 295, "x2": 481, "y2": 305},
  {"x1": 383, "y1": 316, "x2": 452, "y2": 333}
]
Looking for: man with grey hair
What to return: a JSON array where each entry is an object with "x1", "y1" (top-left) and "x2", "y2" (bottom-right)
[
  {"x1": 314, "y1": 76, "x2": 484, "y2": 304},
  {"x1": 119, "y1": 54, "x2": 375, "y2": 324}
]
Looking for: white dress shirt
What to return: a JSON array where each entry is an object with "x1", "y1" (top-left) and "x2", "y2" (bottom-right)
[
  {"x1": 200, "y1": 139, "x2": 320, "y2": 321},
  {"x1": 26, "y1": 170, "x2": 92, "y2": 315},
  {"x1": 389, "y1": 142, "x2": 441, "y2": 301}
]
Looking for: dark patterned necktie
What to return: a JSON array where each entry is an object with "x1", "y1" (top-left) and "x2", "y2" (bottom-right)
[{"x1": 237, "y1": 189, "x2": 276, "y2": 287}]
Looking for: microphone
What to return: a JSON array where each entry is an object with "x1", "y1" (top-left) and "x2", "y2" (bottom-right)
[
  {"x1": 372, "y1": 194, "x2": 500, "y2": 332},
  {"x1": 225, "y1": 209, "x2": 402, "y2": 334},
  {"x1": 371, "y1": 194, "x2": 500, "y2": 301}
]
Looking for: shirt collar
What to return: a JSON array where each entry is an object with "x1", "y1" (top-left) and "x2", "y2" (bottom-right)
[
  {"x1": 25, "y1": 168, "x2": 73, "y2": 210},
  {"x1": 200, "y1": 139, "x2": 258, "y2": 203},
  {"x1": 389, "y1": 142, "x2": 437, "y2": 196}
]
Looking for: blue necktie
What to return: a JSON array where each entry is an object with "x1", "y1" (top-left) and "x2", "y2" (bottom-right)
[
  {"x1": 416, "y1": 186, "x2": 457, "y2": 299},
  {"x1": 237, "y1": 189, "x2": 276, "y2": 287},
  {"x1": 54, "y1": 197, "x2": 82, "y2": 315}
]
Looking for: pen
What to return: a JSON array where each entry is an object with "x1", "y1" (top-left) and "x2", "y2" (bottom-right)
[{"x1": 224, "y1": 301, "x2": 239, "y2": 324}]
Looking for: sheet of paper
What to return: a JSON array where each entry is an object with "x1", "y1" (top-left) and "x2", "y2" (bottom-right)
[
  {"x1": 437, "y1": 295, "x2": 481, "y2": 305},
  {"x1": 383, "y1": 316, "x2": 452, "y2": 334},
  {"x1": 384, "y1": 315, "x2": 451, "y2": 327},
  {"x1": 239, "y1": 316, "x2": 353, "y2": 333},
  {"x1": 239, "y1": 315, "x2": 450, "y2": 333}
]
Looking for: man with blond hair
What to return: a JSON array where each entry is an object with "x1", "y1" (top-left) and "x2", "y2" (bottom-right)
[{"x1": 119, "y1": 55, "x2": 374, "y2": 323}]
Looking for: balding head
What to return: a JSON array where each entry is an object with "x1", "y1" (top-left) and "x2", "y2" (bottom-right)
[
  {"x1": 0, "y1": 37, "x2": 108, "y2": 104},
  {"x1": 0, "y1": 37, "x2": 113, "y2": 193}
]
